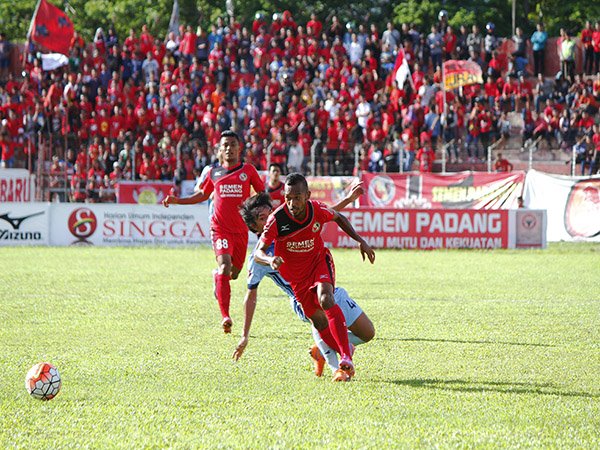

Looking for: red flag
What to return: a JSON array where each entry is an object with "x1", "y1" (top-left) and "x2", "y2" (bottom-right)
[{"x1": 31, "y1": 0, "x2": 74, "y2": 56}]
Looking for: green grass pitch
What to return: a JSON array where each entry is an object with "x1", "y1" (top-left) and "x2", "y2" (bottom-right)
[{"x1": 1, "y1": 243, "x2": 599, "y2": 448}]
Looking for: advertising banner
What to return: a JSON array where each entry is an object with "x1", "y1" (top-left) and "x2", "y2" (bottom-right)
[
  {"x1": 524, "y1": 170, "x2": 600, "y2": 242},
  {"x1": 116, "y1": 181, "x2": 174, "y2": 204},
  {"x1": 50, "y1": 203, "x2": 212, "y2": 246},
  {"x1": 361, "y1": 171, "x2": 524, "y2": 209},
  {"x1": 306, "y1": 176, "x2": 358, "y2": 206},
  {"x1": 0, "y1": 169, "x2": 36, "y2": 202},
  {"x1": 322, "y1": 208, "x2": 510, "y2": 249},
  {"x1": 514, "y1": 209, "x2": 547, "y2": 248},
  {"x1": 0, "y1": 202, "x2": 50, "y2": 246}
]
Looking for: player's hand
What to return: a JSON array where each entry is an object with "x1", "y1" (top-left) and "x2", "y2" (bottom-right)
[
  {"x1": 270, "y1": 256, "x2": 284, "y2": 270},
  {"x1": 359, "y1": 240, "x2": 376, "y2": 264},
  {"x1": 232, "y1": 336, "x2": 248, "y2": 361},
  {"x1": 346, "y1": 181, "x2": 364, "y2": 202}
]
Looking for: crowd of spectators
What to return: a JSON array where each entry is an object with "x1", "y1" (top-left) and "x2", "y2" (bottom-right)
[{"x1": 0, "y1": 11, "x2": 600, "y2": 203}]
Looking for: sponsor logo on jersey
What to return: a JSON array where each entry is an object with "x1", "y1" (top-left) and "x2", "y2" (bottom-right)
[
  {"x1": 312, "y1": 222, "x2": 321, "y2": 232},
  {"x1": 286, "y1": 238, "x2": 315, "y2": 252},
  {"x1": 219, "y1": 184, "x2": 243, "y2": 197}
]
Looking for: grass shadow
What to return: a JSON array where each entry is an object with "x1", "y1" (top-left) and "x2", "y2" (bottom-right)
[
  {"x1": 377, "y1": 337, "x2": 555, "y2": 348},
  {"x1": 380, "y1": 378, "x2": 598, "y2": 399}
]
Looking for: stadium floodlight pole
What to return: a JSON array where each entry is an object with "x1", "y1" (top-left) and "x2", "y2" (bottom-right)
[{"x1": 441, "y1": 61, "x2": 447, "y2": 174}]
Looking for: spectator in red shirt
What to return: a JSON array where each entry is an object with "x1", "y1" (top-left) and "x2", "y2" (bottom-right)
[{"x1": 494, "y1": 152, "x2": 513, "y2": 172}]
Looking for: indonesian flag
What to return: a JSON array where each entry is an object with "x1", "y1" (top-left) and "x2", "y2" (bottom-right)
[
  {"x1": 393, "y1": 46, "x2": 411, "y2": 88},
  {"x1": 30, "y1": 0, "x2": 74, "y2": 56}
]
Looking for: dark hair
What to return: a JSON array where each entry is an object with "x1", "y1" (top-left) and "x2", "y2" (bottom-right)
[
  {"x1": 268, "y1": 163, "x2": 282, "y2": 172},
  {"x1": 240, "y1": 192, "x2": 272, "y2": 232},
  {"x1": 285, "y1": 172, "x2": 308, "y2": 191},
  {"x1": 220, "y1": 129, "x2": 240, "y2": 142}
]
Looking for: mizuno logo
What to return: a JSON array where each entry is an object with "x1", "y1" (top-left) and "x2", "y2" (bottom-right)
[
  {"x1": 281, "y1": 224, "x2": 290, "y2": 231},
  {"x1": 0, "y1": 212, "x2": 44, "y2": 230}
]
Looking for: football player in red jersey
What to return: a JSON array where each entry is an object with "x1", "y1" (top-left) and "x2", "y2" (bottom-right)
[
  {"x1": 163, "y1": 130, "x2": 265, "y2": 333},
  {"x1": 266, "y1": 163, "x2": 285, "y2": 208},
  {"x1": 255, "y1": 173, "x2": 375, "y2": 381}
]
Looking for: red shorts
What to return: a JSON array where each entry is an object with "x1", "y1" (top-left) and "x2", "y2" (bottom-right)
[
  {"x1": 210, "y1": 229, "x2": 249, "y2": 270},
  {"x1": 290, "y1": 249, "x2": 336, "y2": 318}
]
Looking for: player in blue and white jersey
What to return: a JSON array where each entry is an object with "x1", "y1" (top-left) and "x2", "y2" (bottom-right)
[{"x1": 232, "y1": 184, "x2": 375, "y2": 378}]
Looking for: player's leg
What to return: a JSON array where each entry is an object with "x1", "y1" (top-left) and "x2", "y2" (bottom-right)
[
  {"x1": 229, "y1": 232, "x2": 249, "y2": 281},
  {"x1": 334, "y1": 286, "x2": 375, "y2": 345},
  {"x1": 211, "y1": 229, "x2": 235, "y2": 332},
  {"x1": 310, "y1": 287, "x2": 375, "y2": 376},
  {"x1": 215, "y1": 253, "x2": 234, "y2": 332},
  {"x1": 316, "y1": 282, "x2": 353, "y2": 376}
]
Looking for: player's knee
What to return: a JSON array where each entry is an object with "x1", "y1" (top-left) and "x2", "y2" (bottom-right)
[
  {"x1": 218, "y1": 262, "x2": 232, "y2": 276},
  {"x1": 230, "y1": 267, "x2": 241, "y2": 280},
  {"x1": 310, "y1": 310, "x2": 328, "y2": 330},
  {"x1": 319, "y1": 292, "x2": 335, "y2": 310},
  {"x1": 361, "y1": 321, "x2": 376, "y2": 342},
  {"x1": 352, "y1": 314, "x2": 376, "y2": 342}
]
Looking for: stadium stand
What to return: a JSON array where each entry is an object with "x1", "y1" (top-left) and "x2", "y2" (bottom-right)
[{"x1": 0, "y1": 14, "x2": 599, "y2": 202}]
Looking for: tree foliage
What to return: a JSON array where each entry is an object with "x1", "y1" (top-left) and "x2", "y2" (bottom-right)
[{"x1": 0, "y1": 0, "x2": 597, "y2": 45}]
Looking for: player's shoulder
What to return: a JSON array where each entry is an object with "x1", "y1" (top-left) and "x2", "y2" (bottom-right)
[{"x1": 311, "y1": 200, "x2": 335, "y2": 215}]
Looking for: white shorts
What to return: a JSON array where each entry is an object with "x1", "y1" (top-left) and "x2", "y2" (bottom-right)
[{"x1": 291, "y1": 286, "x2": 363, "y2": 327}]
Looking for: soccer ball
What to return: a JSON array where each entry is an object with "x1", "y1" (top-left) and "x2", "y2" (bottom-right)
[{"x1": 25, "y1": 362, "x2": 62, "y2": 400}]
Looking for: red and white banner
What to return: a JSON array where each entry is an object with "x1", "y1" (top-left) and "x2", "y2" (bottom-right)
[
  {"x1": 361, "y1": 171, "x2": 524, "y2": 209},
  {"x1": 524, "y1": 169, "x2": 600, "y2": 242},
  {"x1": 323, "y1": 208, "x2": 511, "y2": 249},
  {"x1": 116, "y1": 181, "x2": 173, "y2": 204},
  {"x1": 0, "y1": 169, "x2": 36, "y2": 202},
  {"x1": 443, "y1": 60, "x2": 483, "y2": 90},
  {"x1": 49, "y1": 203, "x2": 212, "y2": 246}
]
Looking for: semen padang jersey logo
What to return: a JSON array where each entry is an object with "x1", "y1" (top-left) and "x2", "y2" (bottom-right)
[{"x1": 564, "y1": 180, "x2": 600, "y2": 238}]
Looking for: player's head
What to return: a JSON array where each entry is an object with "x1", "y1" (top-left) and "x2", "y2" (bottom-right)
[
  {"x1": 268, "y1": 163, "x2": 282, "y2": 183},
  {"x1": 240, "y1": 192, "x2": 273, "y2": 234},
  {"x1": 284, "y1": 172, "x2": 310, "y2": 219},
  {"x1": 219, "y1": 130, "x2": 241, "y2": 166}
]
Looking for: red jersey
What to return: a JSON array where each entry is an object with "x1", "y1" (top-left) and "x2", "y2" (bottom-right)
[
  {"x1": 260, "y1": 200, "x2": 335, "y2": 285},
  {"x1": 266, "y1": 181, "x2": 285, "y2": 208},
  {"x1": 201, "y1": 163, "x2": 265, "y2": 234}
]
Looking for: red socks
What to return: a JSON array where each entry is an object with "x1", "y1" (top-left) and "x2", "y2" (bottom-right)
[
  {"x1": 324, "y1": 304, "x2": 351, "y2": 360},
  {"x1": 215, "y1": 273, "x2": 231, "y2": 319}
]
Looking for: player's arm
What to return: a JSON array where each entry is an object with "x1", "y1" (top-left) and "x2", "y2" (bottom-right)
[
  {"x1": 331, "y1": 180, "x2": 363, "y2": 212},
  {"x1": 163, "y1": 189, "x2": 210, "y2": 207},
  {"x1": 332, "y1": 211, "x2": 376, "y2": 263},
  {"x1": 232, "y1": 288, "x2": 258, "y2": 361},
  {"x1": 254, "y1": 241, "x2": 284, "y2": 270}
]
